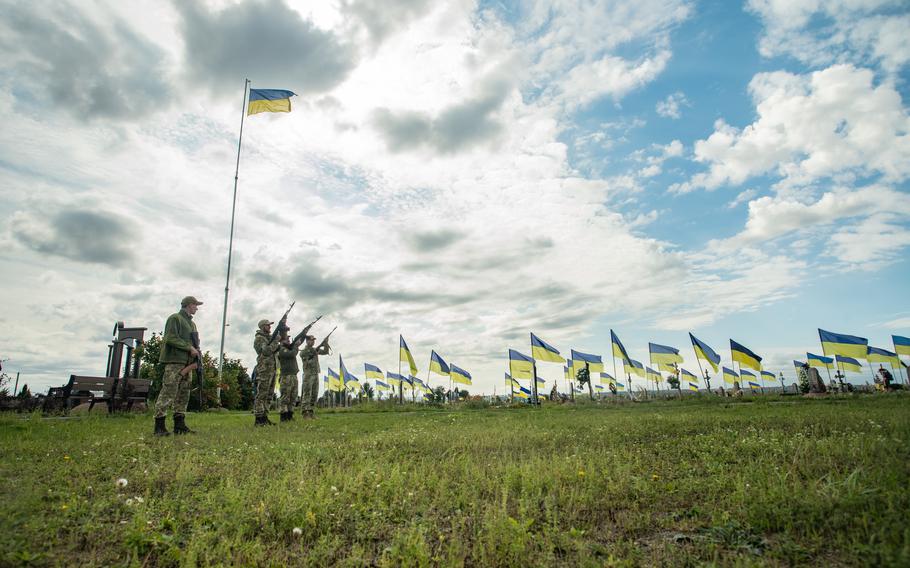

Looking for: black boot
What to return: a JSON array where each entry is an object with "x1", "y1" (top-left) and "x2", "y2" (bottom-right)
[
  {"x1": 154, "y1": 416, "x2": 170, "y2": 437},
  {"x1": 173, "y1": 414, "x2": 195, "y2": 435},
  {"x1": 279, "y1": 411, "x2": 290, "y2": 422},
  {"x1": 263, "y1": 413, "x2": 275, "y2": 426},
  {"x1": 254, "y1": 414, "x2": 266, "y2": 426}
]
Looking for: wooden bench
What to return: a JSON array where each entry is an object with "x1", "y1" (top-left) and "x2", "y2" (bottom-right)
[
  {"x1": 66, "y1": 376, "x2": 117, "y2": 412},
  {"x1": 116, "y1": 378, "x2": 151, "y2": 411}
]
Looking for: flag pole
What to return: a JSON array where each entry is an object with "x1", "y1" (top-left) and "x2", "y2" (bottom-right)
[{"x1": 216, "y1": 78, "x2": 250, "y2": 404}]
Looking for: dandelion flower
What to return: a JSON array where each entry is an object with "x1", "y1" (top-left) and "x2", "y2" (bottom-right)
[
  {"x1": 292, "y1": 527, "x2": 302, "y2": 537},
  {"x1": 116, "y1": 478, "x2": 128, "y2": 488},
  {"x1": 63, "y1": 455, "x2": 71, "y2": 461}
]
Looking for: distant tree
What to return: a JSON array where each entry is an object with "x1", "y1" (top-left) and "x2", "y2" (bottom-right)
[
  {"x1": 362, "y1": 382, "x2": 375, "y2": 401},
  {"x1": 17, "y1": 384, "x2": 31, "y2": 399},
  {"x1": 425, "y1": 386, "x2": 446, "y2": 404}
]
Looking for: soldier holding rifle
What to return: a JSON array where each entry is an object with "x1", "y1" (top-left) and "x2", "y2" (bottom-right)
[
  {"x1": 253, "y1": 317, "x2": 282, "y2": 426},
  {"x1": 154, "y1": 296, "x2": 202, "y2": 437},
  {"x1": 275, "y1": 316, "x2": 321, "y2": 422},
  {"x1": 300, "y1": 328, "x2": 334, "y2": 419}
]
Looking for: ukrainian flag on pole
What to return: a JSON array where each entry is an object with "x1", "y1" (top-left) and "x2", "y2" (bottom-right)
[
  {"x1": 531, "y1": 333, "x2": 563, "y2": 363},
  {"x1": 429, "y1": 351, "x2": 450, "y2": 377},
  {"x1": 364, "y1": 363, "x2": 383, "y2": 380},
  {"x1": 722, "y1": 366, "x2": 738, "y2": 384},
  {"x1": 867, "y1": 347, "x2": 900, "y2": 368},
  {"x1": 400, "y1": 335, "x2": 419, "y2": 375},
  {"x1": 386, "y1": 372, "x2": 403, "y2": 388},
  {"x1": 730, "y1": 339, "x2": 763, "y2": 371},
  {"x1": 835, "y1": 355, "x2": 863, "y2": 373},
  {"x1": 892, "y1": 335, "x2": 910, "y2": 356},
  {"x1": 571, "y1": 349, "x2": 604, "y2": 373},
  {"x1": 625, "y1": 359, "x2": 646, "y2": 378},
  {"x1": 807, "y1": 352, "x2": 834, "y2": 370},
  {"x1": 450, "y1": 365, "x2": 472, "y2": 385},
  {"x1": 819, "y1": 329, "x2": 868, "y2": 359},
  {"x1": 509, "y1": 349, "x2": 535, "y2": 380},
  {"x1": 689, "y1": 333, "x2": 721, "y2": 373},
  {"x1": 248, "y1": 88, "x2": 296, "y2": 115},
  {"x1": 649, "y1": 343, "x2": 683, "y2": 365},
  {"x1": 611, "y1": 330, "x2": 632, "y2": 364}
]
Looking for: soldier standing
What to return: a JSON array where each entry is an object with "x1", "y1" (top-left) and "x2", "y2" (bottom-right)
[
  {"x1": 253, "y1": 319, "x2": 281, "y2": 426},
  {"x1": 277, "y1": 328, "x2": 300, "y2": 422},
  {"x1": 154, "y1": 296, "x2": 202, "y2": 436},
  {"x1": 299, "y1": 335, "x2": 330, "y2": 419}
]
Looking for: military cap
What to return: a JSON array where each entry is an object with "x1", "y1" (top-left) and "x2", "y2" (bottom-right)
[
  {"x1": 258, "y1": 319, "x2": 274, "y2": 329},
  {"x1": 181, "y1": 296, "x2": 203, "y2": 306}
]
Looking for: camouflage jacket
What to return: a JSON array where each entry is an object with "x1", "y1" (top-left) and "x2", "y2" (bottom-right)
[
  {"x1": 277, "y1": 341, "x2": 299, "y2": 375},
  {"x1": 300, "y1": 344, "x2": 329, "y2": 375},
  {"x1": 159, "y1": 309, "x2": 196, "y2": 365},
  {"x1": 254, "y1": 330, "x2": 280, "y2": 373}
]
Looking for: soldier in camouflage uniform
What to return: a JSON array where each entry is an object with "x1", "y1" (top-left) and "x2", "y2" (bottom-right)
[
  {"x1": 277, "y1": 328, "x2": 300, "y2": 422},
  {"x1": 299, "y1": 335, "x2": 330, "y2": 418},
  {"x1": 154, "y1": 296, "x2": 202, "y2": 436},
  {"x1": 253, "y1": 319, "x2": 281, "y2": 426}
]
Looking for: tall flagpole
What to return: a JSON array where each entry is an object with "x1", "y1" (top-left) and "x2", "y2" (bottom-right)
[{"x1": 217, "y1": 78, "x2": 251, "y2": 404}]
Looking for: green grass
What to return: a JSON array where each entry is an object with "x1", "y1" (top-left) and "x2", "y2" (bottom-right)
[{"x1": 2, "y1": 395, "x2": 909, "y2": 566}]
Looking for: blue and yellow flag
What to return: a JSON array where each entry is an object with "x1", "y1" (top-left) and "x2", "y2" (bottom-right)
[
  {"x1": 595, "y1": 384, "x2": 604, "y2": 391},
  {"x1": 689, "y1": 333, "x2": 720, "y2": 373},
  {"x1": 649, "y1": 342, "x2": 683, "y2": 365},
  {"x1": 646, "y1": 366, "x2": 661, "y2": 382},
  {"x1": 248, "y1": 88, "x2": 296, "y2": 115},
  {"x1": 625, "y1": 359, "x2": 646, "y2": 378},
  {"x1": 835, "y1": 354, "x2": 862, "y2": 372},
  {"x1": 747, "y1": 381, "x2": 761, "y2": 389},
  {"x1": 760, "y1": 370, "x2": 775, "y2": 381},
  {"x1": 819, "y1": 328, "x2": 868, "y2": 359},
  {"x1": 505, "y1": 373, "x2": 521, "y2": 389},
  {"x1": 571, "y1": 349, "x2": 604, "y2": 373},
  {"x1": 451, "y1": 364, "x2": 472, "y2": 385},
  {"x1": 722, "y1": 366, "x2": 738, "y2": 384},
  {"x1": 867, "y1": 346, "x2": 900, "y2": 367},
  {"x1": 615, "y1": 380, "x2": 626, "y2": 391},
  {"x1": 429, "y1": 350, "x2": 450, "y2": 377},
  {"x1": 611, "y1": 330, "x2": 631, "y2": 364},
  {"x1": 509, "y1": 349, "x2": 535, "y2": 380},
  {"x1": 514, "y1": 386, "x2": 531, "y2": 399},
  {"x1": 740, "y1": 369, "x2": 755, "y2": 379},
  {"x1": 364, "y1": 363, "x2": 383, "y2": 380},
  {"x1": 531, "y1": 333, "x2": 563, "y2": 363},
  {"x1": 793, "y1": 360, "x2": 806, "y2": 370},
  {"x1": 599, "y1": 372, "x2": 614, "y2": 385},
  {"x1": 375, "y1": 380, "x2": 391, "y2": 391},
  {"x1": 400, "y1": 335, "x2": 419, "y2": 375},
  {"x1": 681, "y1": 368, "x2": 698, "y2": 380},
  {"x1": 730, "y1": 339, "x2": 762, "y2": 371},
  {"x1": 657, "y1": 362, "x2": 678, "y2": 373},
  {"x1": 386, "y1": 372, "x2": 403, "y2": 387},
  {"x1": 807, "y1": 352, "x2": 834, "y2": 370},
  {"x1": 536, "y1": 375, "x2": 546, "y2": 387},
  {"x1": 328, "y1": 368, "x2": 342, "y2": 391},
  {"x1": 892, "y1": 335, "x2": 910, "y2": 357},
  {"x1": 688, "y1": 382, "x2": 699, "y2": 391}
]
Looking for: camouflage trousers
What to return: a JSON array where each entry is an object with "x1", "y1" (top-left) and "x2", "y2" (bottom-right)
[
  {"x1": 253, "y1": 370, "x2": 276, "y2": 416},
  {"x1": 301, "y1": 373, "x2": 319, "y2": 413},
  {"x1": 279, "y1": 373, "x2": 298, "y2": 413},
  {"x1": 155, "y1": 363, "x2": 190, "y2": 418}
]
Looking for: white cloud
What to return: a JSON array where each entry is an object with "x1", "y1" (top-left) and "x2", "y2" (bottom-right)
[
  {"x1": 656, "y1": 91, "x2": 688, "y2": 119},
  {"x1": 677, "y1": 64, "x2": 910, "y2": 193},
  {"x1": 747, "y1": 0, "x2": 910, "y2": 74}
]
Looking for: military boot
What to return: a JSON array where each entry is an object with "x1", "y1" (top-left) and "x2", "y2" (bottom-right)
[
  {"x1": 263, "y1": 413, "x2": 275, "y2": 426},
  {"x1": 173, "y1": 414, "x2": 195, "y2": 435},
  {"x1": 279, "y1": 411, "x2": 290, "y2": 422},
  {"x1": 154, "y1": 416, "x2": 170, "y2": 437},
  {"x1": 254, "y1": 414, "x2": 266, "y2": 426}
]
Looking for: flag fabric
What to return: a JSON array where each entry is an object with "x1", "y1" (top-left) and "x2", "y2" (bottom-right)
[
  {"x1": 429, "y1": 350, "x2": 451, "y2": 377},
  {"x1": 531, "y1": 333, "x2": 563, "y2": 363},
  {"x1": 657, "y1": 362, "x2": 678, "y2": 373},
  {"x1": 340, "y1": 357, "x2": 360, "y2": 389},
  {"x1": 793, "y1": 360, "x2": 806, "y2": 370},
  {"x1": 570, "y1": 349, "x2": 604, "y2": 373},
  {"x1": 649, "y1": 342, "x2": 684, "y2": 365},
  {"x1": 615, "y1": 381, "x2": 626, "y2": 391},
  {"x1": 835, "y1": 355, "x2": 863, "y2": 373},
  {"x1": 730, "y1": 339, "x2": 763, "y2": 371},
  {"x1": 599, "y1": 372, "x2": 614, "y2": 384},
  {"x1": 375, "y1": 380, "x2": 391, "y2": 391},
  {"x1": 892, "y1": 335, "x2": 910, "y2": 356},
  {"x1": 328, "y1": 368, "x2": 342, "y2": 391},
  {"x1": 364, "y1": 363, "x2": 383, "y2": 380},
  {"x1": 611, "y1": 330, "x2": 632, "y2": 364},
  {"x1": 595, "y1": 384, "x2": 605, "y2": 391},
  {"x1": 536, "y1": 376, "x2": 546, "y2": 386},
  {"x1": 688, "y1": 382, "x2": 699, "y2": 391},
  {"x1": 722, "y1": 366, "x2": 738, "y2": 384},
  {"x1": 514, "y1": 386, "x2": 531, "y2": 399},
  {"x1": 400, "y1": 336, "x2": 419, "y2": 375},
  {"x1": 646, "y1": 367, "x2": 661, "y2": 382},
  {"x1": 563, "y1": 366, "x2": 570, "y2": 381},
  {"x1": 819, "y1": 329, "x2": 868, "y2": 359},
  {"x1": 505, "y1": 373, "x2": 521, "y2": 389},
  {"x1": 248, "y1": 88, "x2": 296, "y2": 115},
  {"x1": 450, "y1": 365, "x2": 472, "y2": 385},
  {"x1": 867, "y1": 347, "x2": 900, "y2": 368},
  {"x1": 747, "y1": 381, "x2": 761, "y2": 389},
  {"x1": 386, "y1": 372, "x2": 403, "y2": 387},
  {"x1": 410, "y1": 376, "x2": 429, "y2": 393},
  {"x1": 626, "y1": 359, "x2": 646, "y2": 378},
  {"x1": 509, "y1": 349, "x2": 535, "y2": 380},
  {"x1": 760, "y1": 370, "x2": 775, "y2": 381},
  {"x1": 681, "y1": 368, "x2": 698, "y2": 380},
  {"x1": 401, "y1": 374, "x2": 413, "y2": 386},
  {"x1": 740, "y1": 369, "x2": 756, "y2": 379},
  {"x1": 807, "y1": 352, "x2": 834, "y2": 370},
  {"x1": 690, "y1": 333, "x2": 721, "y2": 373}
]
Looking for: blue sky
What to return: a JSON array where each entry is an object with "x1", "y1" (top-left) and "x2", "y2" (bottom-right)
[{"x1": 0, "y1": 0, "x2": 908, "y2": 395}]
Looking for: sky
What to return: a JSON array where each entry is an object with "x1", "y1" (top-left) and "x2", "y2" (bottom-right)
[{"x1": 1, "y1": 0, "x2": 909, "y2": 396}]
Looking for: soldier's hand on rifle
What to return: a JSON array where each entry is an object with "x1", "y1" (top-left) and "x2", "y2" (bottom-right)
[{"x1": 189, "y1": 347, "x2": 199, "y2": 358}]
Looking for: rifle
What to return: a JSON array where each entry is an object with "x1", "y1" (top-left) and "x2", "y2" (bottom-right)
[
  {"x1": 190, "y1": 330, "x2": 204, "y2": 407},
  {"x1": 290, "y1": 315, "x2": 323, "y2": 345},
  {"x1": 269, "y1": 301, "x2": 296, "y2": 342},
  {"x1": 318, "y1": 326, "x2": 337, "y2": 353}
]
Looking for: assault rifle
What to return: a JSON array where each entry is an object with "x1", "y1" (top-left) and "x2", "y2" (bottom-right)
[
  {"x1": 318, "y1": 326, "x2": 337, "y2": 353},
  {"x1": 290, "y1": 315, "x2": 323, "y2": 346},
  {"x1": 190, "y1": 330, "x2": 204, "y2": 406},
  {"x1": 269, "y1": 301, "x2": 295, "y2": 342}
]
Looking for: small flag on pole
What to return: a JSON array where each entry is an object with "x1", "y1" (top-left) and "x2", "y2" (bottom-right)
[{"x1": 248, "y1": 88, "x2": 296, "y2": 115}]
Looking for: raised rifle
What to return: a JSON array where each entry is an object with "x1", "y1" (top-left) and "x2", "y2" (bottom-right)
[
  {"x1": 290, "y1": 315, "x2": 323, "y2": 345},
  {"x1": 318, "y1": 326, "x2": 337, "y2": 353},
  {"x1": 190, "y1": 330, "x2": 204, "y2": 406},
  {"x1": 269, "y1": 301, "x2": 296, "y2": 342}
]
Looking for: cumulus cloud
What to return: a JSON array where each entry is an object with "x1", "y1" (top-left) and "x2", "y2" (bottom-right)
[
  {"x1": 656, "y1": 91, "x2": 688, "y2": 119},
  {"x1": 176, "y1": 0, "x2": 356, "y2": 96},
  {"x1": 9, "y1": 209, "x2": 136, "y2": 267},
  {"x1": 0, "y1": 1, "x2": 172, "y2": 120},
  {"x1": 342, "y1": 0, "x2": 435, "y2": 46},
  {"x1": 747, "y1": 0, "x2": 910, "y2": 73},
  {"x1": 676, "y1": 64, "x2": 910, "y2": 192}
]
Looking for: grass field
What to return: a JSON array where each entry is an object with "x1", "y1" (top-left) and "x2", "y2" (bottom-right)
[{"x1": 2, "y1": 395, "x2": 909, "y2": 567}]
